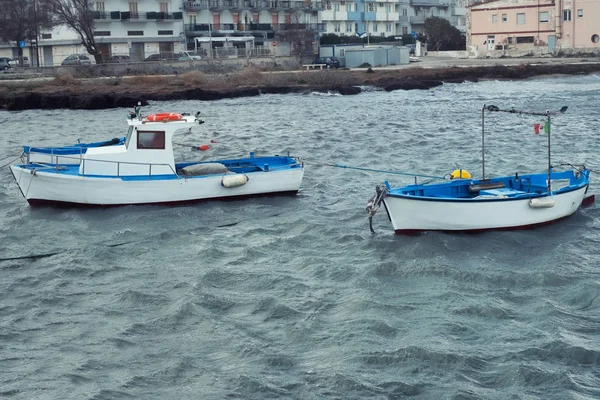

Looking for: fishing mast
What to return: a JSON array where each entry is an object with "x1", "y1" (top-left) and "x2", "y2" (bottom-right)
[{"x1": 481, "y1": 105, "x2": 568, "y2": 193}]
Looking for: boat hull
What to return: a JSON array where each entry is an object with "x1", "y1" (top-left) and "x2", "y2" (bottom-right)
[
  {"x1": 10, "y1": 165, "x2": 304, "y2": 206},
  {"x1": 382, "y1": 185, "x2": 588, "y2": 234}
]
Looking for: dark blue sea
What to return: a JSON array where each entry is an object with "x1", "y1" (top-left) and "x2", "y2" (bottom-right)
[{"x1": 1, "y1": 75, "x2": 600, "y2": 399}]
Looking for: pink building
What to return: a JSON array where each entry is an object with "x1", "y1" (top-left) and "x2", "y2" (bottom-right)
[{"x1": 467, "y1": 0, "x2": 600, "y2": 57}]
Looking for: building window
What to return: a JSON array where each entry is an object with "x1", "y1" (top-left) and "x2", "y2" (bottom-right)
[
  {"x1": 402, "y1": 8, "x2": 407, "y2": 16},
  {"x1": 373, "y1": 23, "x2": 378, "y2": 32},
  {"x1": 368, "y1": 3, "x2": 374, "y2": 12},
  {"x1": 402, "y1": 26, "x2": 408, "y2": 34},
  {"x1": 492, "y1": 14, "x2": 497, "y2": 23},
  {"x1": 386, "y1": 4, "x2": 391, "y2": 12},
  {"x1": 160, "y1": 2, "x2": 168, "y2": 12},
  {"x1": 137, "y1": 131, "x2": 165, "y2": 150},
  {"x1": 516, "y1": 13, "x2": 525, "y2": 24},
  {"x1": 334, "y1": 23, "x2": 340, "y2": 32},
  {"x1": 127, "y1": 30, "x2": 144, "y2": 36},
  {"x1": 333, "y1": 2, "x2": 339, "y2": 11},
  {"x1": 339, "y1": 49, "x2": 344, "y2": 56},
  {"x1": 158, "y1": 30, "x2": 173, "y2": 35},
  {"x1": 516, "y1": 36, "x2": 534, "y2": 44},
  {"x1": 93, "y1": 31, "x2": 111, "y2": 36},
  {"x1": 539, "y1": 11, "x2": 548, "y2": 22},
  {"x1": 41, "y1": 33, "x2": 52, "y2": 39},
  {"x1": 386, "y1": 23, "x2": 391, "y2": 32},
  {"x1": 345, "y1": 3, "x2": 351, "y2": 11},
  {"x1": 188, "y1": 14, "x2": 196, "y2": 24},
  {"x1": 95, "y1": 1, "x2": 105, "y2": 12},
  {"x1": 502, "y1": 13, "x2": 507, "y2": 22},
  {"x1": 563, "y1": 9, "x2": 571, "y2": 21},
  {"x1": 345, "y1": 23, "x2": 352, "y2": 32},
  {"x1": 577, "y1": 9, "x2": 583, "y2": 18}
]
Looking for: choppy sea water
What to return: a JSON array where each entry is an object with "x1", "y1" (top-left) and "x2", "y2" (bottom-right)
[{"x1": 1, "y1": 75, "x2": 600, "y2": 400}]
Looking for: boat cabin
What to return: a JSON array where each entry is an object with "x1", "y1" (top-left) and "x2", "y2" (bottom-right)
[{"x1": 80, "y1": 113, "x2": 198, "y2": 177}]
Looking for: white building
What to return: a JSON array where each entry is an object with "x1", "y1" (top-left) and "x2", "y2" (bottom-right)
[{"x1": 4, "y1": 0, "x2": 185, "y2": 66}]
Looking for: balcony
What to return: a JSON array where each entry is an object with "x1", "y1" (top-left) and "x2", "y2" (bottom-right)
[
  {"x1": 276, "y1": 23, "x2": 325, "y2": 31},
  {"x1": 183, "y1": 0, "x2": 322, "y2": 11},
  {"x1": 409, "y1": 0, "x2": 450, "y2": 7},
  {"x1": 93, "y1": 11, "x2": 182, "y2": 21},
  {"x1": 185, "y1": 22, "x2": 324, "y2": 33},
  {"x1": 409, "y1": 15, "x2": 425, "y2": 23}
]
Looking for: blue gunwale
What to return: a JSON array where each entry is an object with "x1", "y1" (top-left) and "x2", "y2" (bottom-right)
[{"x1": 14, "y1": 155, "x2": 302, "y2": 180}]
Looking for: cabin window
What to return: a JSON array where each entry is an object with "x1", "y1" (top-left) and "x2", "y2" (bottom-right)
[
  {"x1": 539, "y1": 11, "x2": 549, "y2": 23},
  {"x1": 577, "y1": 9, "x2": 583, "y2": 18},
  {"x1": 125, "y1": 126, "x2": 134, "y2": 148},
  {"x1": 563, "y1": 9, "x2": 571, "y2": 21},
  {"x1": 137, "y1": 130, "x2": 165, "y2": 149},
  {"x1": 501, "y1": 13, "x2": 507, "y2": 22},
  {"x1": 492, "y1": 14, "x2": 497, "y2": 23},
  {"x1": 516, "y1": 13, "x2": 525, "y2": 24}
]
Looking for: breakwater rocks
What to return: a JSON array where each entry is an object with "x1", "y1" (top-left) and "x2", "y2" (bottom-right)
[{"x1": 1, "y1": 62, "x2": 599, "y2": 111}]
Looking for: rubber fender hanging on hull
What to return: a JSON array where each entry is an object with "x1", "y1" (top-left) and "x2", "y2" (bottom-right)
[
  {"x1": 529, "y1": 197, "x2": 555, "y2": 208},
  {"x1": 222, "y1": 174, "x2": 249, "y2": 188}
]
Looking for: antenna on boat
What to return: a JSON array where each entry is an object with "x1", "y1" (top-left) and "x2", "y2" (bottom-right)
[{"x1": 483, "y1": 104, "x2": 568, "y2": 193}]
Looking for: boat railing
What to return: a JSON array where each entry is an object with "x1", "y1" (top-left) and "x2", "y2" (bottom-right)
[
  {"x1": 26, "y1": 150, "x2": 178, "y2": 179},
  {"x1": 26, "y1": 146, "x2": 86, "y2": 165}
]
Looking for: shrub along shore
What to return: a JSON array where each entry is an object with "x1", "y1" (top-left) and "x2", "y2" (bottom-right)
[{"x1": 1, "y1": 61, "x2": 600, "y2": 111}]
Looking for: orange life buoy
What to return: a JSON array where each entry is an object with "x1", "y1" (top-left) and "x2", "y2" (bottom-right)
[{"x1": 147, "y1": 113, "x2": 183, "y2": 122}]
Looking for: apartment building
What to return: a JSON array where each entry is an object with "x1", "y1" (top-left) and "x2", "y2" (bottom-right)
[
  {"x1": 182, "y1": 0, "x2": 324, "y2": 55},
  {"x1": 468, "y1": 0, "x2": 600, "y2": 57},
  {"x1": 19, "y1": 0, "x2": 183, "y2": 66}
]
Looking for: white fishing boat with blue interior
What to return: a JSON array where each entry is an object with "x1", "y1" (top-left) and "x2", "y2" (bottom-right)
[
  {"x1": 367, "y1": 105, "x2": 592, "y2": 234},
  {"x1": 10, "y1": 108, "x2": 304, "y2": 206}
]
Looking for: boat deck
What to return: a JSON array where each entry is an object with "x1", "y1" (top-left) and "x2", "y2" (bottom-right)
[
  {"x1": 388, "y1": 170, "x2": 587, "y2": 201},
  {"x1": 16, "y1": 155, "x2": 302, "y2": 180}
]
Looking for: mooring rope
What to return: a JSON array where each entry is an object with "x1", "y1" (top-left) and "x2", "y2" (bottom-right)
[
  {"x1": 302, "y1": 159, "x2": 447, "y2": 181},
  {"x1": 0, "y1": 154, "x2": 23, "y2": 169}
]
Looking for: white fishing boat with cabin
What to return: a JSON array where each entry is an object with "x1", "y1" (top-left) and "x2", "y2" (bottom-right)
[{"x1": 10, "y1": 109, "x2": 304, "y2": 206}]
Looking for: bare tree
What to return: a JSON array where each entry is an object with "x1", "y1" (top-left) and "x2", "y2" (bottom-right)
[
  {"x1": 0, "y1": 0, "x2": 52, "y2": 64},
  {"x1": 46, "y1": 0, "x2": 103, "y2": 63},
  {"x1": 276, "y1": 11, "x2": 315, "y2": 63}
]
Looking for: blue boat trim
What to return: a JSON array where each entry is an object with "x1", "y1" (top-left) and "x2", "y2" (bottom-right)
[{"x1": 385, "y1": 170, "x2": 590, "y2": 203}]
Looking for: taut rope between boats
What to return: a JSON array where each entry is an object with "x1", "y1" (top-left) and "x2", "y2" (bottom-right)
[{"x1": 302, "y1": 160, "x2": 447, "y2": 181}]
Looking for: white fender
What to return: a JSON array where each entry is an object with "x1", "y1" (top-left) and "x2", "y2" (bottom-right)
[
  {"x1": 529, "y1": 197, "x2": 555, "y2": 208},
  {"x1": 222, "y1": 174, "x2": 248, "y2": 188}
]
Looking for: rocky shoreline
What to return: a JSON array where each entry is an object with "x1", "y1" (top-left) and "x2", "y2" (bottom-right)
[{"x1": 1, "y1": 61, "x2": 600, "y2": 111}]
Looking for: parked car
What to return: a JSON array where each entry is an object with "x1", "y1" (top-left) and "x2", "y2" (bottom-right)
[
  {"x1": 312, "y1": 56, "x2": 340, "y2": 68},
  {"x1": 0, "y1": 57, "x2": 12, "y2": 71},
  {"x1": 61, "y1": 54, "x2": 92, "y2": 66},
  {"x1": 8, "y1": 58, "x2": 18, "y2": 67},
  {"x1": 107, "y1": 55, "x2": 132, "y2": 63},
  {"x1": 144, "y1": 53, "x2": 166, "y2": 62},
  {"x1": 178, "y1": 51, "x2": 201, "y2": 61}
]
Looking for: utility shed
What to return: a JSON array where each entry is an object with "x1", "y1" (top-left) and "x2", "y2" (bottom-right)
[
  {"x1": 345, "y1": 46, "x2": 410, "y2": 68},
  {"x1": 318, "y1": 44, "x2": 364, "y2": 67}
]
